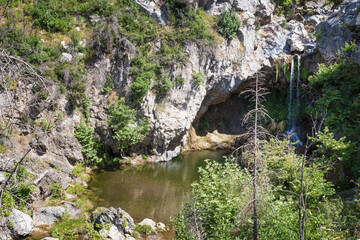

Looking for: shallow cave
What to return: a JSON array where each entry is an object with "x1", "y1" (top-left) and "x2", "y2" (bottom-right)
[{"x1": 193, "y1": 92, "x2": 250, "y2": 137}]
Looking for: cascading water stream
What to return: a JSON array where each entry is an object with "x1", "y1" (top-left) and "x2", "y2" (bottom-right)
[{"x1": 284, "y1": 55, "x2": 303, "y2": 146}]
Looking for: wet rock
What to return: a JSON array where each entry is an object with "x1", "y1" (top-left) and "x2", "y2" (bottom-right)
[{"x1": 9, "y1": 209, "x2": 34, "y2": 237}]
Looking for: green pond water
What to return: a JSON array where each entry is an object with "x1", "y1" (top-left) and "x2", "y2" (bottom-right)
[{"x1": 89, "y1": 150, "x2": 228, "y2": 224}]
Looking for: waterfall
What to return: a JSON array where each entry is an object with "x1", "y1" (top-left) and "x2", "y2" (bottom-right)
[
  {"x1": 287, "y1": 57, "x2": 295, "y2": 122},
  {"x1": 296, "y1": 55, "x2": 301, "y2": 118},
  {"x1": 285, "y1": 55, "x2": 303, "y2": 146}
]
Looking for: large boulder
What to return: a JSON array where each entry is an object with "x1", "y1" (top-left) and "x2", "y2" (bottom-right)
[
  {"x1": 90, "y1": 207, "x2": 135, "y2": 239},
  {"x1": 34, "y1": 203, "x2": 81, "y2": 226},
  {"x1": 35, "y1": 206, "x2": 65, "y2": 225},
  {"x1": 8, "y1": 209, "x2": 34, "y2": 237},
  {"x1": 139, "y1": 218, "x2": 156, "y2": 232},
  {"x1": 287, "y1": 20, "x2": 312, "y2": 52},
  {"x1": 34, "y1": 169, "x2": 71, "y2": 198}
]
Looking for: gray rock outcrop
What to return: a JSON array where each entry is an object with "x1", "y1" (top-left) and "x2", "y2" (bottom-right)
[
  {"x1": 90, "y1": 207, "x2": 135, "y2": 239},
  {"x1": 134, "y1": 0, "x2": 167, "y2": 26},
  {"x1": 34, "y1": 203, "x2": 80, "y2": 226},
  {"x1": 9, "y1": 209, "x2": 34, "y2": 237},
  {"x1": 316, "y1": 0, "x2": 360, "y2": 63}
]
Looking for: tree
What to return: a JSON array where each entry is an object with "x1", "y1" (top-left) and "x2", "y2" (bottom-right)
[
  {"x1": 241, "y1": 73, "x2": 270, "y2": 240},
  {"x1": 107, "y1": 98, "x2": 150, "y2": 156}
]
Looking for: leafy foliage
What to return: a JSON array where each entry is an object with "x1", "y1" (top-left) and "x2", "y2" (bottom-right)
[
  {"x1": 175, "y1": 159, "x2": 252, "y2": 239},
  {"x1": 176, "y1": 136, "x2": 353, "y2": 239},
  {"x1": 1, "y1": 166, "x2": 35, "y2": 217},
  {"x1": 308, "y1": 41, "x2": 360, "y2": 182},
  {"x1": 0, "y1": 26, "x2": 61, "y2": 64},
  {"x1": 74, "y1": 122, "x2": 103, "y2": 166},
  {"x1": 218, "y1": 9, "x2": 241, "y2": 41},
  {"x1": 192, "y1": 72, "x2": 205, "y2": 85},
  {"x1": 107, "y1": 98, "x2": 150, "y2": 151},
  {"x1": 26, "y1": 0, "x2": 74, "y2": 33}
]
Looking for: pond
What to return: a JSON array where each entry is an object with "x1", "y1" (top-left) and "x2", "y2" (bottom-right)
[{"x1": 89, "y1": 150, "x2": 229, "y2": 224}]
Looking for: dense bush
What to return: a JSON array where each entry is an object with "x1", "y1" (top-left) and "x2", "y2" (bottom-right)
[
  {"x1": 0, "y1": 26, "x2": 60, "y2": 64},
  {"x1": 1, "y1": 166, "x2": 35, "y2": 217},
  {"x1": 218, "y1": 9, "x2": 241, "y2": 41},
  {"x1": 174, "y1": 159, "x2": 251, "y2": 239},
  {"x1": 26, "y1": 0, "x2": 75, "y2": 33},
  {"x1": 74, "y1": 121, "x2": 103, "y2": 166},
  {"x1": 308, "y1": 41, "x2": 360, "y2": 183},
  {"x1": 192, "y1": 72, "x2": 205, "y2": 85},
  {"x1": 107, "y1": 98, "x2": 150, "y2": 151},
  {"x1": 175, "y1": 136, "x2": 354, "y2": 239}
]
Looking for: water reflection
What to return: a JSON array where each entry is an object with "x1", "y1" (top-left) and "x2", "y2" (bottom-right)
[{"x1": 89, "y1": 150, "x2": 228, "y2": 223}]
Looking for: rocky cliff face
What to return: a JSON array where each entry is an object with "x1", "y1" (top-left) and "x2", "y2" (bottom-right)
[{"x1": 93, "y1": 0, "x2": 316, "y2": 161}]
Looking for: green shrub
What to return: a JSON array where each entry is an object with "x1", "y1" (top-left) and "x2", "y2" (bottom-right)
[
  {"x1": 102, "y1": 76, "x2": 115, "y2": 94},
  {"x1": 155, "y1": 75, "x2": 173, "y2": 93},
  {"x1": 74, "y1": 122, "x2": 103, "y2": 166},
  {"x1": 36, "y1": 118, "x2": 55, "y2": 131},
  {"x1": 26, "y1": 0, "x2": 74, "y2": 33},
  {"x1": 107, "y1": 98, "x2": 150, "y2": 151},
  {"x1": 175, "y1": 159, "x2": 251, "y2": 239},
  {"x1": 129, "y1": 56, "x2": 157, "y2": 103},
  {"x1": 49, "y1": 183, "x2": 65, "y2": 200},
  {"x1": 192, "y1": 72, "x2": 205, "y2": 85},
  {"x1": 51, "y1": 214, "x2": 103, "y2": 240},
  {"x1": 166, "y1": 0, "x2": 214, "y2": 45},
  {"x1": 174, "y1": 76, "x2": 185, "y2": 85},
  {"x1": 135, "y1": 224, "x2": 152, "y2": 234},
  {"x1": 0, "y1": 26, "x2": 60, "y2": 64},
  {"x1": 71, "y1": 162, "x2": 87, "y2": 178},
  {"x1": 1, "y1": 166, "x2": 35, "y2": 216},
  {"x1": 80, "y1": 0, "x2": 114, "y2": 16},
  {"x1": 218, "y1": 9, "x2": 241, "y2": 40},
  {"x1": 129, "y1": 72, "x2": 153, "y2": 103}
]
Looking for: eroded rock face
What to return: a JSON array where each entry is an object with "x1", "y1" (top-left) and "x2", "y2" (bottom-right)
[
  {"x1": 80, "y1": 0, "x2": 333, "y2": 161},
  {"x1": 316, "y1": 0, "x2": 360, "y2": 63},
  {"x1": 132, "y1": 2, "x2": 316, "y2": 161}
]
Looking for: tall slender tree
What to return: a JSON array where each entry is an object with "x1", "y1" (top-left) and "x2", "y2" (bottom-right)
[{"x1": 241, "y1": 73, "x2": 270, "y2": 239}]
